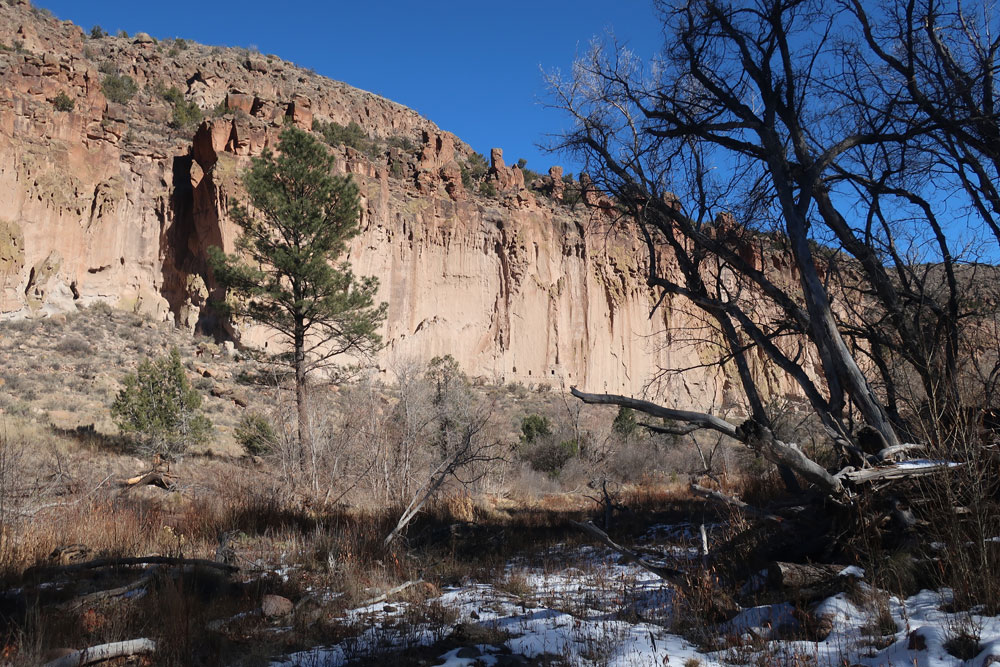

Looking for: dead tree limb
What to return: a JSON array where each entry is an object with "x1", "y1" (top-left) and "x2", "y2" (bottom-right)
[
  {"x1": 570, "y1": 388, "x2": 738, "y2": 438},
  {"x1": 640, "y1": 421, "x2": 701, "y2": 436},
  {"x1": 737, "y1": 420, "x2": 846, "y2": 498},
  {"x1": 838, "y1": 461, "x2": 961, "y2": 483},
  {"x1": 358, "y1": 579, "x2": 424, "y2": 607},
  {"x1": 689, "y1": 483, "x2": 783, "y2": 522},
  {"x1": 571, "y1": 388, "x2": 847, "y2": 499},
  {"x1": 43, "y1": 638, "x2": 156, "y2": 667},
  {"x1": 570, "y1": 520, "x2": 684, "y2": 583},
  {"x1": 877, "y1": 444, "x2": 924, "y2": 462}
]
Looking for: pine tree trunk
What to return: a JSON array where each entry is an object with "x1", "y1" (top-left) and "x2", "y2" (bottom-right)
[{"x1": 294, "y1": 322, "x2": 309, "y2": 471}]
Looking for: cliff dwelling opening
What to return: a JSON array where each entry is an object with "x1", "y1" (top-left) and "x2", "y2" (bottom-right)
[{"x1": 162, "y1": 154, "x2": 209, "y2": 331}]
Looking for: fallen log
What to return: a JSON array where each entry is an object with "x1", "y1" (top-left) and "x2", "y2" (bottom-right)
[
  {"x1": 123, "y1": 471, "x2": 176, "y2": 490},
  {"x1": 26, "y1": 555, "x2": 238, "y2": 579},
  {"x1": 43, "y1": 638, "x2": 156, "y2": 667},
  {"x1": 767, "y1": 561, "x2": 850, "y2": 589},
  {"x1": 54, "y1": 571, "x2": 155, "y2": 612}
]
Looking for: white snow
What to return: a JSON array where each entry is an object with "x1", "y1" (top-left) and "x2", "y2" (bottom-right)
[{"x1": 271, "y1": 526, "x2": 1000, "y2": 667}]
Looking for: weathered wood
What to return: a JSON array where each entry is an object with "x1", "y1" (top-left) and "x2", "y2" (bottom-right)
[
  {"x1": 837, "y1": 460, "x2": 961, "y2": 483},
  {"x1": 358, "y1": 579, "x2": 424, "y2": 607},
  {"x1": 737, "y1": 420, "x2": 845, "y2": 498},
  {"x1": 43, "y1": 638, "x2": 156, "y2": 667},
  {"x1": 54, "y1": 572, "x2": 154, "y2": 612},
  {"x1": 26, "y1": 555, "x2": 238, "y2": 579},
  {"x1": 689, "y1": 483, "x2": 784, "y2": 522},
  {"x1": 767, "y1": 561, "x2": 848, "y2": 589},
  {"x1": 640, "y1": 421, "x2": 700, "y2": 436},
  {"x1": 123, "y1": 471, "x2": 176, "y2": 490},
  {"x1": 570, "y1": 520, "x2": 685, "y2": 583},
  {"x1": 877, "y1": 443, "x2": 924, "y2": 462},
  {"x1": 570, "y1": 388, "x2": 738, "y2": 438}
]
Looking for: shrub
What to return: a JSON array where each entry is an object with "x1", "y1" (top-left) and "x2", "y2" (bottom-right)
[
  {"x1": 460, "y1": 152, "x2": 490, "y2": 189},
  {"x1": 386, "y1": 135, "x2": 415, "y2": 152},
  {"x1": 89, "y1": 25, "x2": 107, "y2": 39},
  {"x1": 52, "y1": 92, "x2": 74, "y2": 112},
  {"x1": 117, "y1": 30, "x2": 129, "y2": 39},
  {"x1": 520, "y1": 414, "x2": 551, "y2": 444},
  {"x1": 111, "y1": 347, "x2": 212, "y2": 458},
  {"x1": 102, "y1": 73, "x2": 137, "y2": 104},
  {"x1": 56, "y1": 336, "x2": 90, "y2": 354},
  {"x1": 171, "y1": 100, "x2": 202, "y2": 129},
  {"x1": 235, "y1": 413, "x2": 278, "y2": 456},
  {"x1": 479, "y1": 180, "x2": 497, "y2": 197},
  {"x1": 311, "y1": 119, "x2": 374, "y2": 154},
  {"x1": 160, "y1": 86, "x2": 202, "y2": 129},
  {"x1": 513, "y1": 158, "x2": 542, "y2": 183},
  {"x1": 524, "y1": 438, "x2": 578, "y2": 475}
]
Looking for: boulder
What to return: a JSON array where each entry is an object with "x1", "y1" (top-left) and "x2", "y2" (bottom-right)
[
  {"x1": 261, "y1": 594, "x2": 293, "y2": 618},
  {"x1": 226, "y1": 92, "x2": 254, "y2": 115}
]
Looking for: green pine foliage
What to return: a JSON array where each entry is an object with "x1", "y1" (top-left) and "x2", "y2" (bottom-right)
[
  {"x1": 612, "y1": 406, "x2": 637, "y2": 437},
  {"x1": 111, "y1": 348, "x2": 212, "y2": 458},
  {"x1": 520, "y1": 414, "x2": 552, "y2": 444},
  {"x1": 209, "y1": 127, "x2": 386, "y2": 443}
]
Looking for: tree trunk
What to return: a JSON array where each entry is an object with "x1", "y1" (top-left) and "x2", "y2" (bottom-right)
[{"x1": 294, "y1": 319, "x2": 309, "y2": 471}]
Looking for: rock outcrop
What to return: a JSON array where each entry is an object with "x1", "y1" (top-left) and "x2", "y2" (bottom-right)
[{"x1": 0, "y1": 3, "x2": 812, "y2": 411}]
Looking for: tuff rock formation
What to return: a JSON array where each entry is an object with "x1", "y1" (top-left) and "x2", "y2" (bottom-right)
[{"x1": 0, "y1": 3, "x2": 813, "y2": 411}]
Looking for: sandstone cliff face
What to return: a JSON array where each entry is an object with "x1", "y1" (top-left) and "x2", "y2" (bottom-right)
[{"x1": 0, "y1": 2, "x2": 809, "y2": 411}]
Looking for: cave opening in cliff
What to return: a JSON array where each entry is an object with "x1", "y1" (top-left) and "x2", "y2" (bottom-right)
[{"x1": 162, "y1": 154, "x2": 202, "y2": 324}]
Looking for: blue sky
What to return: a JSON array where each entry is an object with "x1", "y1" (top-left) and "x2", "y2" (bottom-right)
[{"x1": 34, "y1": 1, "x2": 662, "y2": 176}]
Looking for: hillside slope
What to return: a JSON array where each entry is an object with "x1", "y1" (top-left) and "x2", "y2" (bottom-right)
[{"x1": 0, "y1": 1, "x2": 808, "y2": 409}]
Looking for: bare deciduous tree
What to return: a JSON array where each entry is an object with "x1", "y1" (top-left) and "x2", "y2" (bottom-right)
[{"x1": 548, "y1": 0, "x2": 999, "y2": 526}]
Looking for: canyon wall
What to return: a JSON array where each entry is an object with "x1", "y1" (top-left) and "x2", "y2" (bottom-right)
[{"x1": 0, "y1": 2, "x2": 811, "y2": 411}]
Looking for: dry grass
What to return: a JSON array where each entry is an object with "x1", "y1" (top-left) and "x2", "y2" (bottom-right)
[{"x1": 0, "y1": 407, "x2": 705, "y2": 664}]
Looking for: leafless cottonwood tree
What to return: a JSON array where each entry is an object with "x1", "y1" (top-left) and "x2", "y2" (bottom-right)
[
  {"x1": 384, "y1": 356, "x2": 506, "y2": 546},
  {"x1": 549, "y1": 0, "x2": 1000, "y2": 514}
]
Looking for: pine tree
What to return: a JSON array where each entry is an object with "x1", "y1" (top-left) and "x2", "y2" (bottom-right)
[
  {"x1": 209, "y1": 126, "x2": 386, "y2": 455},
  {"x1": 111, "y1": 347, "x2": 212, "y2": 458}
]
